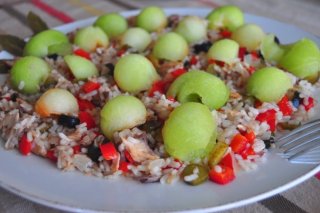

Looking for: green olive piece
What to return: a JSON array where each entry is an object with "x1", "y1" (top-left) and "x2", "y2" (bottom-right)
[
  {"x1": 163, "y1": 102, "x2": 217, "y2": 161},
  {"x1": 231, "y1": 24, "x2": 265, "y2": 51},
  {"x1": 74, "y1": 26, "x2": 109, "y2": 52},
  {"x1": 207, "y1": 5, "x2": 244, "y2": 31},
  {"x1": 136, "y1": 6, "x2": 167, "y2": 32},
  {"x1": 167, "y1": 70, "x2": 229, "y2": 110},
  {"x1": 24, "y1": 29, "x2": 69, "y2": 57},
  {"x1": 121, "y1": 27, "x2": 151, "y2": 52},
  {"x1": 114, "y1": 54, "x2": 160, "y2": 93},
  {"x1": 208, "y1": 141, "x2": 229, "y2": 168},
  {"x1": 246, "y1": 67, "x2": 293, "y2": 102},
  {"x1": 207, "y1": 39, "x2": 239, "y2": 64},
  {"x1": 94, "y1": 13, "x2": 128, "y2": 38},
  {"x1": 64, "y1": 55, "x2": 98, "y2": 80},
  {"x1": 152, "y1": 32, "x2": 189, "y2": 61},
  {"x1": 100, "y1": 95, "x2": 147, "y2": 139},
  {"x1": 10, "y1": 56, "x2": 50, "y2": 94},
  {"x1": 175, "y1": 16, "x2": 207, "y2": 44},
  {"x1": 181, "y1": 164, "x2": 209, "y2": 186}
]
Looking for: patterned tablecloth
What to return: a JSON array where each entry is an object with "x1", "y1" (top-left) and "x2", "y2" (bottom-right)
[{"x1": 0, "y1": 0, "x2": 319, "y2": 212}]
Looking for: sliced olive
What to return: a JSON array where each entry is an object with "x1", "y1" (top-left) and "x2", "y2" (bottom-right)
[
  {"x1": 208, "y1": 141, "x2": 228, "y2": 168},
  {"x1": 181, "y1": 164, "x2": 208, "y2": 186}
]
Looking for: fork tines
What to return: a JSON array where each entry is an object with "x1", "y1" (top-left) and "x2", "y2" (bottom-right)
[{"x1": 276, "y1": 119, "x2": 320, "y2": 164}]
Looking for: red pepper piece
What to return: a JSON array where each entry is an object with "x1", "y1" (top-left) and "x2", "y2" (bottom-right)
[
  {"x1": 208, "y1": 59, "x2": 225, "y2": 67},
  {"x1": 79, "y1": 111, "x2": 96, "y2": 129},
  {"x1": 119, "y1": 161, "x2": 130, "y2": 173},
  {"x1": 73, "y1": 145, "x2": 81, "y2": 154},
  {"x1": 250, "y1": 51, "x2": 259, "y2": 60},
  {"x1": 302, "y1": 97, "x2": 314, "y2": 111},
  {"x1": 238, "y1": 47, "x2": 247, "y2": 61},
  {"x1": 230, "y1": 133, "x2": 249, "y2": 154},
  {"x1": 247, "y1": 66, "x2": 255, "y2": 74},
  {"x1": 167, "y1": 96, "x2": 176, "y2": 102},
  {"x1": 219, "y1": 29, "x2": 232, "y2": 38},
  {"x1": 46, "y1": 149, "x2": 57, "y2": 162},
  {"x1": 244, "y1": 131, "x2": 256, "y2": 144},
  {"x1": 77, "y1": 98, "x2": 95, "y2": 111},
  {"x1": 100, "y1": 142, "x2": 118, "y2": 160},
  {"x1": 254, "y1": 100, "x2": 263, "y2": 108},
  {"x1": 241, "y1": 146, "x2": 256, "y2": 160},
  {"x1": 219, "y1": 153, "x2": 233, "y2": 170},
  {"x1": 82, "y1": 81, "x2": 101, "y2": 93},
  {"x1": 124, "y1": 150, "x2": 135, "y2": 163},
  {"x1": 19, "y1": 134, "x2": 32, "y2": 155},
  {"x1": 190, "y1": 55, "x2": 198, "y2": 65},
  {"x1": 117, "y1": 48, "x2": 126, "y2": 57},
  {"x1": 148, "y1": 80, "x2": 167, "y2": 97},
  {"x1": 256, "y1": 109, "x2": 277, "y2": 132},
  {"x1": 277, "y1": 95, "x2": 293, "y2": 116},
  {"x1": 209, "y1": 165, "x2": 235, "y2": 185},
  {"x1": 170, "y1": 68, "x2": 187, "y2": 78},
  {"x1": 74, "y1": 48, "x2": 91, "y2": 60}
]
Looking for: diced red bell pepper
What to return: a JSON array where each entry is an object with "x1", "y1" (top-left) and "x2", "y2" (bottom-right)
[
  {"x1": 119, "y1": 161, "x2": 130, "y2": 173},
  {"x1": 117, "y1": 48, "x2": 126, "y2": 57},
  {"x1": 72, "y1": 145, "x2": 81, "y2": 154},
  {"x1": 19, "y1": 134, "x2": 32, "y2": 155},
  {"x1": 46, "y1": 149, "x2": 57, "y2": 162},
  {"x1": 238, "y1": 47, "x2": 247, "y2": 61},
  {"x1": 244, "y1": 131, "x2": 256, "y2": 144},
  {"x1": 250, "y1": 51, "x2": 259, "y2": 60},
  {"x1": 302, "y1": 97, "x2": 314, "y2": 111},
  {"x1": 240, "y1": 146, "x2": 256, "y2": 160},
  {"x1": 79, "y1": 111, "x2": 96, "y2": 129},
  {"x1": 255, "y1": 109, "x2": 277, "y2": 132},
  {"x1": 148, "y1": 80, "x2": 167, "y2": 97},
  {"x1": 170, "y1": 68, "x2": 187, "y2": 78},
  {"x1": 230, "y1": 133, "x2": 249, "y2": 154},
  {"x1": 219, "y1": 29, "x2": 232, "y2": 38},
  {"x1": 277, "y1": 95, "x2": 293, "y2": 116},
  {"x1": 189, "y1": 55, "x2": 198, "y2": 65},
  {"x1": 167, "y1": 96, "x2": 176, "y2": 102},
  {"x1": 124, "y1": 150, "x2": 135, "y2": 163},
  {"x1": 254, "y1": 100, "x2": 263, "y2": 108},
  {"x1": 74, "y1": 48, "x2": 91, "y2": 60},
  {"x1": 247, "y1": 66, "x2": 255, "y2": 74},
  {"x1": 209, "y1": 165, "x2": 235, "y2": 185},
  {"x1": 208, "y1": 59, "x2": 225, "y2": 67},
  {"x1": 77, "y1": 98, "x2": 95, "y2": 111},
  {"x1": 82, "y1": 81, "x2": 101, "y2": 93},
  {"x1": 100, "y1": 142, "x2": 118, "y2": 160},
  {"x1": 219, "y1": 153, "x2": 233, "y2": 170}
]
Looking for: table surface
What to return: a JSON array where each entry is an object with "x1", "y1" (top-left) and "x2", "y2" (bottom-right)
[{"x1": 0, "y1": 0, "x2": 319, "y2": 212}]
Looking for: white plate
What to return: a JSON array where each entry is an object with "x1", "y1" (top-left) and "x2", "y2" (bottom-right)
[{"x1": 0, "y1": 8, "x2": 320, "y2": 213}]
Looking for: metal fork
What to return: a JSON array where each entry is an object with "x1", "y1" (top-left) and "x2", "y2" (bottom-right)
[{"x1": 276, "y1": 119, "x2": 320, "y2": 164}]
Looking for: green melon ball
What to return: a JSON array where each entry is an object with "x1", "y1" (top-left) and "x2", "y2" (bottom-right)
[
  {"x1": 100, "y1": 95, "x2": 147, "y2": 139},
  {"x1": 152, "y1": 32, "x2": 189, "y2": 61},
  {"x1": 260, "y1": 34, "x2": 285, "y2": 64},
  {"x1": 175, "y1": 16, "x2": 207, "y2": 44},
  {"x1": 231, "y1": 24, "x2": 265, "y2": 51},
  {"x1": 10, "y1": 56, "x2": 50, "y2": 94},
  {"x1": 121, "y1": 27, "x2": 151, "y2": 52},
  {"x1": 247, "y1": 67, "x2": 293, "y2": 102},
  {"x1": 24, "y1": 29, "x2": 69, "y2": 57},
  {"x1": 278, "y1": 38, "x2": 320, "y2": 79},
  {"x1": 64, "y1": 55, "x2": 98, "y2": 80},
  {"x1": 114, "y1": 54, "x2": 160, "y2": 93},
  {"x1": 136, "y1": 6, "x2": 167, "y2": 32},
  {"x1": 167, "y1": 70, "x2": 229, "y2": 110},
  {"x1": 94, "y1": 13, "x2": 128, "y2": 38},
  {"x1": 74, "y1": 26, "x2": 109, "y2": 52},
  {"x1": 206, "y1": 5, "x2": 244, "y2": 31},
  {"x1": 162, "y1": 102, "x2": 217, "y2": 161},
  {"x1": 207, "y1": 39, "x2": 239, "y2": 63}
]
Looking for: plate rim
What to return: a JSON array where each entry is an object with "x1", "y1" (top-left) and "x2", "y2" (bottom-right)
[{"x1": 0, "y1": 7, "x2": 320, "y2": 213}]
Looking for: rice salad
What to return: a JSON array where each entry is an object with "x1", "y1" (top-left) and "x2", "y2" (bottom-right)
[{"x1": 0, "y1": 5, "x2": 320, "y2": 186}]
